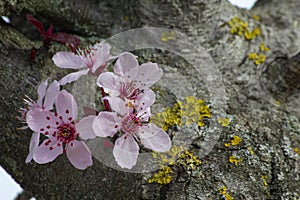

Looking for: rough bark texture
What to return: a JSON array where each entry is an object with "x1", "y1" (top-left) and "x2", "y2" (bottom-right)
[{"x1": 1, "y1": 0, "x2": 300, "y2": 199}]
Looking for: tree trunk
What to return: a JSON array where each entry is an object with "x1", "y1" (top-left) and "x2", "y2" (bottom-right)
[{"x1": 1, "y1": 0, "x2": 300, "y2": 199}]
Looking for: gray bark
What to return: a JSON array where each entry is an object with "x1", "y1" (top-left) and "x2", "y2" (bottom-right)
[{"x1": 1, "y1": 0, "x2": 300, "y2": 199}]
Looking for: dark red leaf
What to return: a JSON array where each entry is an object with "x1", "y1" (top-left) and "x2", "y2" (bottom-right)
[
  {"x1": 47, "y1": 24, "x2": 54, "y2": 37},
  {"x1": 26, "y1": 15, "x2": 47, "y2": 38},
  {"x1": 51, "y1": 32, "x2": 80, "y2": 47}
]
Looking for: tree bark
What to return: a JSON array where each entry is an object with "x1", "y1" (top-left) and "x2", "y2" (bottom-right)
[{"x1": 1, "y1": 0, "x2": 300, "y2": 199}]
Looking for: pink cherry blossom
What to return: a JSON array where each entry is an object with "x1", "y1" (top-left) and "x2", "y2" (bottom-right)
[
  {"x1": 52, "y1": 42, "x2": 113, "y2": 85},
  {"x1": 93, "y1": 95, "x2": 171, "y2": 169},
  {"x1": 18, "y1": 79, "x2": 60, "y2": 126},
  {"x1": 17, "y1": 79, "x2": 60, "y2": 163},
  {"x1": 97, "y1": 52, "x2": 163, "y2": 104},
  {"x1": 26, "y1": 90, "x2": 95, "y2": 170}
]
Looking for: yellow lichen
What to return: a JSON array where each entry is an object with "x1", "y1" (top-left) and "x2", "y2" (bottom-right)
[
  {"x1": 248, "y1": 53, "x2": 266, "y2": 65},
  {"x1": 219, "y1": 186, "x2": 234, "y2": 200},
  {"x1": 161, "y1": 31, "x2": 176, "y2": 42},
  {"x1": 294, "y1": 147, "x2": 300, "y2": 155},
  {"x1": 228, "y1": 17, "x2": 248, "y2": 36},
  {"x1": 253, "y1": 15, "x2": 260, "y2": 21},
  {"x1": 247, "y1": 146, "x2": 255, "y2": 155},
  {"x1": 262, "y1": 175, "x2": 268, "y2": 186},
  {"x1": 248, "y1": 52, "x2": 258, "y2": 60},
  {"x1": 259, "y1": 42, "x2": 270, "y2": 52},
  {"x1": 149, "y1": 147, "x2": 201, "y2": 184},
  {"x1": 229, "y1": 155, "x2": 242, "y2": 166},
  {"x1": 224, "y1": 143, "x2": 231, "y2": 147},
  {"x1": 231, "y1": 136, "x2": 242, "y2": 145},
  {"x1": 148, "y1": 166, "x2": 173, "y2": 184},
  {"x1": 228, "y1": 17, "x2": 269, "y2": 65},
  {"x1": 218, "y1": 118, "x2": 230, "y2": 127},
  {"x1": 177, "y1": 150, "x2": 202, "y2": 170},
  {"x1": 152, "y1": 145, "x2": 184, "y2": 167},
  {"x1": 248, "y1": 43, "x2": 270, "y2": 65},
  {"x1": 244, "y1": 27, "x2": 261, "y2": 40},
  {"x1": 150, "y1": 96, "x2": 210, "y2": 130},
  {"x1": 255, "y1": 54, "x2": 266, "y2": 65},
  {"x1": 228, "y1": 17, "x2": 261, "y2": 40},
  {"x1": 225, "y1": 135, "x2": 242, "y2": 147},
  {"x1": 149, "y1": 96, "x2": 209, "y2": 185}
]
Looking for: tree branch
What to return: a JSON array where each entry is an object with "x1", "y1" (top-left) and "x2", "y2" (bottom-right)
[{"x1": 1, "y1": 0, "x2": 300, "y2": 199}]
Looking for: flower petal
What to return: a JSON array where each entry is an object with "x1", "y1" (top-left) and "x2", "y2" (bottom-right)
[
  {"x1": 93, "y1": 112, "x2": 121, "y2": 137},
  {"x1": 76, "y1": 115, "x2": 97, "y2": 140},
  {"x1": 135, "y1": 89, "x2": 155, "y2": 111},
  {"x1": 136, "y1": 107, "x2": 151, "y2": 122},
  {"x1": 59, "y1": 69, "x2": 89, "y2": 85},
  {"x1": 91, "y1": 43, "x2": 112, "y2": 73},
  {"x1": 26, "y1": 109, "x2": 58, "y2": 133},
  {"x1": 55, "y1": 90, "x2": 78, "y2": 123},
  {"x1": 26, "y1": 132, "x2": 40, "y2": 163},
  {"x1": 44, "y1": 80, "x2": 60, "y2": 110},
  {"x1": 92, "y1": 63, "x2": 107, "y2": 76},
  {"x1": 113, "y1": 134, "x2": 139, "y2": 169},
  {"x1": 114, "y1": 52, "x2": 138, "y2": 76},
  {"x1": 138, "y1": 124, "x2": 171, "y2": 152},
  {"x1": 104, "y1": 97, "x2": 129, "y2": 116},
  {"x1": 37, "y1": 79, "x2": 49, "y2": 107},
  {"x1": 97, "y1": 72, "x2": 121, "y2": 97},
  {"x1": 53, "y1": 52, "x2": 84, "y2": 69},
  {"x1": 33, "y1": 140, "x2": 63, "y2": 164},
  {"x1": 135, "y1": 62, "x2": 163, "y2": 87},
  {"x1": 66, "y1": 140, "x2": 93, "y2": 170}
]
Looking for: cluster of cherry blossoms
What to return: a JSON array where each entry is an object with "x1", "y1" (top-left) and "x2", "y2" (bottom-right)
[{"x1": 18, "y1": 42, "x2": 171, "y2": 170}]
